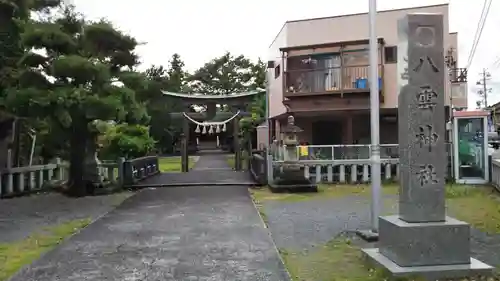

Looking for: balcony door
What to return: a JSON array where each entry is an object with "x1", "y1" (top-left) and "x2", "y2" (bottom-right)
[{"x1": 312, "y1": 54, "x2": 341, "y2": 92}]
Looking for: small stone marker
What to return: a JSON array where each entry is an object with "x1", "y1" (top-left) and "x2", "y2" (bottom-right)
[{"x1": 362, "y1": 13, "x2": 493, "y2": 280}]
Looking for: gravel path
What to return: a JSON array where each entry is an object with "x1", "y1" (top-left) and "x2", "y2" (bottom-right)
[
  {"x1": 263, "y1": 195, "x2": 500, "y2": 268},
  {"x1": 263, "y1": 195, "x2": 377, "y2": 250},
  {"x1": 0, "y1": 191, "x2": 133, "y2": 243}
]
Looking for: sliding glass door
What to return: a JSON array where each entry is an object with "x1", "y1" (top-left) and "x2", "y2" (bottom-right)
[{"x1": 312, "y1": 54, "x2": 341, "y2": 92}]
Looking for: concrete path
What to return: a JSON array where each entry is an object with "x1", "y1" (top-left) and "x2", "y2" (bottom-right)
[
  {"x1": 10, "y1": 155, "x2": 288, "y2": 281},
  {"x1": 192, "y1": 150, "x2": 233, "y2": 170},
  {"x1": 139, "y1": 151, "x2": 255, "y2": 187}
]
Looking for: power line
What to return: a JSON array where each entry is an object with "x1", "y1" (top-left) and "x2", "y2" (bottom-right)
[
  {"x1": 466, "y1": 0, "x2": 488, "y2": 67},
  {"x1": 466, "y1": 0, "x2": 492, "y2": 69},
  {"x1": 491, "y1": 56, "x2": 500, "y2": 69}
]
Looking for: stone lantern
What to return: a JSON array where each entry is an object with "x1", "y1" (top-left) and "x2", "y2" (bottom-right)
[
  {"x1": 270, "y1": 114, "x2": 317, "y2": 192},
  {"x1": 281, "y1": 115, "x2": 301, "y2": 162}
]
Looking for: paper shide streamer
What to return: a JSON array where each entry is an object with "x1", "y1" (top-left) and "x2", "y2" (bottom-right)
[{"x1": 183, "y1": 110, "x2": 241, "y2": 134}]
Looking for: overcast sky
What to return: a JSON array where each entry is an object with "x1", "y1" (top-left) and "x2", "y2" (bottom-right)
[{"x1": 69, "y1": 0, "x2": 499, "y2": 108}]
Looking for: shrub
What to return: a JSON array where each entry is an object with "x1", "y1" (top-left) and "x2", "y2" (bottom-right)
[{"x1": 100, "y1": 123, "x2": 156, "y2": 159}]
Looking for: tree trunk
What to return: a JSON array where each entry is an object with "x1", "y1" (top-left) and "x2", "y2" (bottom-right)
[{"x1": 67, "y1": 123, "x2": 88, "y2": 197}]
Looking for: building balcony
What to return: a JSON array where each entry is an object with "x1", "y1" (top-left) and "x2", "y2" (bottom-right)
[{"x1": 284, "y1": 65, "x2": 383, "y2": 98}]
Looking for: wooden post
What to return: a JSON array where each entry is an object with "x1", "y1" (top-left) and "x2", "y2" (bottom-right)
[
  {"x1": 153, "y1": 156, "x2": 160, "y2": 173},
  {"x1": 233, "y1": 115, "x2": 241, "y2": 171},
  {"x1": 6, "y1": 152, "x2": 13, "y2": 194},
  {"x1": 181, "y1": 114, "x2": 190, "y2": 172},
  {"x1": 247, "y1": 137, "x2": 252, "y2": 170},
  {"x1": 117, "y1": 157, "x2": 125, "y2": 187},
  {"x1": 55, "y1": 157, "x2": 63, "y2": 181},
  {"x1": 122, "y1": 160, "x2": 133, "y2": 186}
]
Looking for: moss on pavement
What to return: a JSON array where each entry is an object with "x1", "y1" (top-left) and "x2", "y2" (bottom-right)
[{"x1": 0, "y1": 218, "x2": 92, "y2": 281}]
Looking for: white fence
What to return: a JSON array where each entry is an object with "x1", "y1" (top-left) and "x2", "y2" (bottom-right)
[
  {"x1": 490, "y1": 159, "x2": 500, "y2": 191},
  {"x1": 0, "y1": 158, "x2": 120, "y2": 198},
  {"x1": 271, "y1": 144, "x2": 454, "y2": 184},
  {"x1": 274, "y1": 159, "x2": 400, "y2": 183}
]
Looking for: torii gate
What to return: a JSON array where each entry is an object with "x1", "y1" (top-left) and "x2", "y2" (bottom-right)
[{"x1": 162, "y1": 90, "x2": 263, "y2": 172}]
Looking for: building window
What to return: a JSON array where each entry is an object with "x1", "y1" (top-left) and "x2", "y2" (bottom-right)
[
  {"x1": 384, "y1": 46, "x2": 397, "y2": 63},
  {"x1": 274, "y1": 65, "x2": 280, "y2": 79}
]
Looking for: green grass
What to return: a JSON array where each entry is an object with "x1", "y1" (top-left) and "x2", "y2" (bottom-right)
[
  {"x1": 281, "y1": 237, "x2": 499, "y2": 281},
  {"x1": 251, "y1": 184, "x2": 500, "y2": 280},
  {"x1": 445, "y1": 185, "x2": 500, "y2": 234},
  {"x1": 280, "y1": 237, "x2": 498, "y2": 281},
  {"x1": 0, "y1": 218, "x2": 92, "y2": 281},
  {"x1": 158, "y1": 156, "x2": 196, "y2": 172},
  {"x1": 250, "y1": 183, "x2": 399, "y2": 203},
  {"x1": 280, "y1": 238, "x2": 392, "y2": 281}
]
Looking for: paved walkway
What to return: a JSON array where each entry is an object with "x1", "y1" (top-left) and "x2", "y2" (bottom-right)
[
  {"x1": 11, "y1": 186, "x2": 288, "y2": 281},
  {"x1": 10, "y1": 153, "x2": 288, "y2": 281},
  {"x1": 139, "y1": 151, "x2": 255, "y2": 187}
]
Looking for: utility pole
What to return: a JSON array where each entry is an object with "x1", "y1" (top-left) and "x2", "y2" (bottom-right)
[
  {"x1": 476, "y1": 68, "x2": 492, "y2": 108},
  {"x1": 356, "y1": 0, "x2": 380, "y2": 242}
]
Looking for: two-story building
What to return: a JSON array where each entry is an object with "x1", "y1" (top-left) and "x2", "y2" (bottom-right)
[{"x1": 267, "y1": 3, "x2": 467, "y2": 147}]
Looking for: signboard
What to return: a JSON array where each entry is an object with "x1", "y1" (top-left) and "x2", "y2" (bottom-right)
[
  {"x1": 451, "y1": 82, "x2": 467, "y2": 98},
  {"x1": 450, "y1": 82, "x2": 468, "y2": 109}
]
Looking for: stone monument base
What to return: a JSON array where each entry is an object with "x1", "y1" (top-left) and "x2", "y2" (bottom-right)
[
  {"x1": 363, "y1": 215, "x2": 493, "y2": 280},
  {"x1": 270, "y1": 165, "x2": 317, "y2": 193},
  {"x1": 379, "y1": 215, "x2": 471, "y2": 266},
  {"x1": 363, "y1": 248, "x2": 492, "y2": 280}
]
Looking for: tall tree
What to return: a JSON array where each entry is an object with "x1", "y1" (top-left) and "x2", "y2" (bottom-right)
[
  {"x1": 0, "y1": 0, "x2": 59, "y2": 99},
  {"x1": 189, "y1": 52, "x2": 256, "y2": 95},
  {"x1": 0, "y1": 0, "x2": 62, "y2": 168},
  {"x1": 166, "y1": 53, "x2": 188, "y2": 93},
  {"x1": 149, "y1": 54, "x2": 191, "y2": 151},
  {"x1": 127, "y1": 54, "x2": 191, "y2": 153},
  {"x1": 5, "y1": 4, "x2": 148, "y2": 196},
  {"x1": 250, "y1": 58, "x2": 266, "y2": 90}
]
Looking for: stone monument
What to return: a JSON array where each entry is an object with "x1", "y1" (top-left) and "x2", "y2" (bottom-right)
[
  {"x1": 270, "y1": 115, "x2": 317, "y2": 192},
  {"x1": 362, "y1": 13, "x2": 492, "y2": 279}
]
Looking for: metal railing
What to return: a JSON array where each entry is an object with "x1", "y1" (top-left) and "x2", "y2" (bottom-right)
[
  {"x1": 268, "y1": 143, "x2": 453, "y2": 184},
  {"x1": 271, "y1": 144, "x2": 399, "y2": 161},
  {"x1": 272, "y1": 143, "x2": 452, "y2": 161},
  {"x1": 285, "y1": 65, "x2": 382, "y2": 94},
  {"x1": 122, "y1": 156, "x2": 160, "y2": 186}
]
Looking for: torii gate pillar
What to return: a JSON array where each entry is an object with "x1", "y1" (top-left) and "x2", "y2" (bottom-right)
[{"x1": 181, "y1": 109, "x2": 190, "y2": 172}]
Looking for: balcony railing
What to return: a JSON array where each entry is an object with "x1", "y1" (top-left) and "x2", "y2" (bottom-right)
[{"x1": 284, "y1": 65, "x2": 382, "y2": 96}]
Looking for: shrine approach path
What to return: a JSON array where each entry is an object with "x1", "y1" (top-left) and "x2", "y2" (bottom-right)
[{"x1": 9, "y1": 153, "x2": 290, "y2": 281}]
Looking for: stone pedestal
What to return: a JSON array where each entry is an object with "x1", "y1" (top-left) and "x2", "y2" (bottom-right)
[
  {"x1": 270, "y1": 115, "x2": 316, "y2": 192},
  {"x1": 363, "y1": 13, "x2": 492, "y2": 280},
  {"x1": 378, "y1": 216, "x2": 470, "y2": 267}
]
